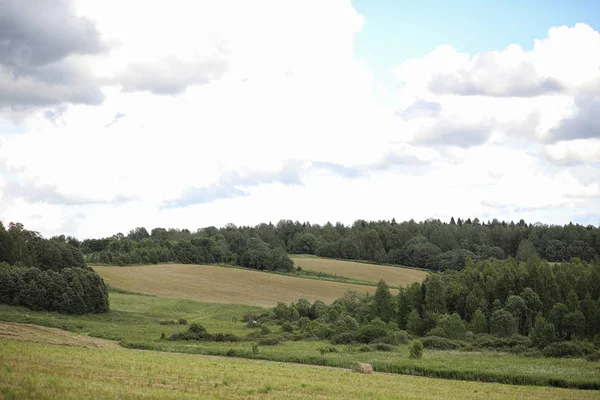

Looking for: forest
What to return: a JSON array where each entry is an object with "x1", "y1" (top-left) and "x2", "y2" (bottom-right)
[{"x1": 80, "y1": 218, "x2": 600, "y2": 271}]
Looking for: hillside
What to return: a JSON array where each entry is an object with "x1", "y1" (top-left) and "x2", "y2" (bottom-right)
[
  {"x1": 93, "y1": 264, "x2": 381, "y2": 307},
  {"x1": 291, "y1": 256, "x2": 427, "y2": 286}
]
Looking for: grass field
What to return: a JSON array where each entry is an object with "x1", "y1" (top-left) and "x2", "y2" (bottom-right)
[
  {"x1": 94, "y1": 264, "x2": 380, "y2": 307},
  {"x1": 1, "y1": 292, "x2": 598, "y2": 390},
  {"x1": 291, "y1": 256, "x2": 428, "y2": 286},
  {"x1": 1, "y1": 340, "x2": 598, "y2": 400}
]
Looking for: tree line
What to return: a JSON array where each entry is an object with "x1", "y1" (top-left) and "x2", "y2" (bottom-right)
[
  {"x1": 78, "y1": 218, "x2": 599, "y2": 271},
  {"x1": 0, "y1": 222, "x2": 109, "y2": 314}
]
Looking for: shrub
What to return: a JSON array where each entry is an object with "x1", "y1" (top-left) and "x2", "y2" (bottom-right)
[
  {"x1": 252, "y1": 344, "x2": 259, "y2": 354},
  {"x1": 372, "y1": 343, "x2": 395, "y2": 352},
  {"x1": 188, "y1": 323, "x2": 207, "y2": 334},
  {"x1": 394, "y1": 330, "x2": 410, "y2": 344},
  {"x1": 358, "y1": 345, "x2": 372, "y2": 352},
  {"x1": 586, "y1": 352, "x2": 600, "y2": 362},
  {"x1": 159, "y1": 320, "x2": 177, "y2": 325},
  {"x1": 421, "y1": 336, "x2": 464, "y2": 350},
  {"x1": 281, "y1": 322, "x2": 294, "y2": 333},
  {"x1": 258, "y1": 336, "x2": 281, "y2": 346},
  {"x1": 260, "y1": 325, "x2": 272, "y2": 335},
  {"x1": 331, "y1": 332, "x2": 355, "y2": 344},
  {"x1": 542, "y1": 342, "x2": 587, "y2": 358},
  {"x1": 426, "y1": 327, "x2": 445, "y2": 337},
  {"x1": 178, "y1": 318, "x2": 187, "y2": 325},
  {"x1": 409, "y1": 340, "x2": 424, "y2": 359},
  {"x1": 357, "y1": 318, "x2": 390, "y2": 343},
  {"x1": 370, "y1": 336, "x2": 397, "y2": 345}
]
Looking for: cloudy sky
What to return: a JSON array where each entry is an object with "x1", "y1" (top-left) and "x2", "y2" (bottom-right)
[{"x1": 0, "y1": 0, "x2": 599, "y2": 238}]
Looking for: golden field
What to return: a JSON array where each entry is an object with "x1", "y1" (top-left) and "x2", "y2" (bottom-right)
[
  {"x1": 291, "y1": 256, "x2": 428, "y2": 286},
  {"x1": 94, "y1": 264, "x2": 379, "y2": 307}
]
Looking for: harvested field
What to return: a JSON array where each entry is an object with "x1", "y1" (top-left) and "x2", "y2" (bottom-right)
[
  {"x1": 0, "y1": 322, "x2": 119, "y2": 349},
  {"x1": 94, "y1": 264, "x2": 379, "y2": 307},
  {"x1": 292, "y1": 257, "x2": 427, "y2": 286}
]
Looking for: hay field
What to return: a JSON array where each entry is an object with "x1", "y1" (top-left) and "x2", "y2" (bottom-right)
[
  {"x1": 0, "y1": 322, "x2": 119, "y2": 349},
  {"x1": 292, "y1": 257, "x2": 427, "y2": 286},
  {"x1": 94, "y1": 264, "x2": 379, "y2": 307},
  {"x1": 2, "y1": 340, "x2": 597, "y2": 400}
]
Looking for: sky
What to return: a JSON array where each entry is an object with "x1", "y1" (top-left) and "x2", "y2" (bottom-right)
[{"x1": 0, "y1": 0, "x2": 599, "y2": 239}]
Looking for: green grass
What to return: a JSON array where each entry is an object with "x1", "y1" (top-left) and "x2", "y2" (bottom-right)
[
  {"x1": 1, "y1": 340, "x2": 598, "y2": 400},
  {"x1": 0, "y1": 293, "x2": 599, "y2": 390}
]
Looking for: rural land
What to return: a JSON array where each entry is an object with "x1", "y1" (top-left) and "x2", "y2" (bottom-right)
[{"x1": 1, "y1": 219, "x2": 600, "y2": 399}]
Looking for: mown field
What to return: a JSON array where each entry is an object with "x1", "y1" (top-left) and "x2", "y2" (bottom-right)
[
  {"x1": 1, "y1": 292, "x2": 598, "y2": 391},
  {"x1": 2, "y1": 340, "x2": 599, "y2": 400},
  {"x1": 291, "y1": 256, "x2": 428, "y2": 286},
  {"x1": 93, "y1": 264, "x2": 381, "y2": 307}
]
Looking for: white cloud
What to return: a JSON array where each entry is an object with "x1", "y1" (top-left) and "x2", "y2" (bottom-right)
[{"x1": 0, "y1": 3, "x2": 599, "y2": 237}]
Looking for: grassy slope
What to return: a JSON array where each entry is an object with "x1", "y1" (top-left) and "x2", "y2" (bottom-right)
[
  {"x1": 1, "y1": 341, "x2": 598, "y2": 400},
  {"x1": 0, "y1": 293, "x2": 598, "y2": 390},
  {"x1": 291, "y1": 256, "x2": 428, "y2": 286},
  {"x1": 93, "y1": 264, "x2": 380, "y2": 307}
]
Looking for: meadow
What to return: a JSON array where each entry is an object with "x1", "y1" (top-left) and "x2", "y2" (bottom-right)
[
  {"x1": 4, "y1": 340, "x2": 599, "y2": 400},
  {"x1": 1, "y1": 290, "x2": 598, "y2": 391},
  {"x1": 93, "y1": 263, "x2": 384, "y2": 306},
  {"x1": 291, "y1": 255, "x2": 428, "y2": 286}
]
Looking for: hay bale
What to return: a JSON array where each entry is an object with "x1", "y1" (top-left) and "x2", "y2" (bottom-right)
[{"x1": 351, "y1": 362, "x2": 373, "y2": 374}]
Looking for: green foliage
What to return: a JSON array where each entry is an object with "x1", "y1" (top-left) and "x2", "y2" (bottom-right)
[
  {"x1": 490, "y1": 310, "x2": 517, "y2": 338},
  {"x1": 421, "y1": 336, "x2": 465, "y2": 350},
  {"x1": 542, "y1": 341, "x2": 590, "y2": 358},
  {"x1": 357, "y1": 318, "x2": 390, "y2": 343},
  {"x1": 0, "y1": 264, "x2": 108, "y2": 314},
  {"x1": 374, "y1": 279, "x2": 394, "y2": 322},
  {"x1": 372, "y1": 343, "x2": 395, "y2": 352},
  {"x1": 469, "y1": 308, "x2": 488, "y2": 334},
  {"x1": 437, "y1": 313, "x2": 467, "y2": 340},
  {"x1": 530, "y1": 316, "x2": 556, "y2": 349},
  {"x1": 406, "y1": 309, "x2": 422, "y2": 336},
  {"x1": 409, "y1": 340, "x2": 424, "y2": 359}
]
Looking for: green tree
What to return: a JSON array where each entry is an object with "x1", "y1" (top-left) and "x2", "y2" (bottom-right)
[
  {"x1": 374, "y1": 279, "x2": 394, "y2": 323},
  {"x1": 424, "y1": 274, "x2": 446, "y2": 313},
  {"x1": 529, "y1": 315, "x2": 556, "y2": 349},
  {"x1": 489, "y1": 309, "x2": 517, "y2": 338},
  {"x1": 469, "y1": 308, "x2": 488, "y2": 334},
  {"x1": 406, "y1": 309, "x2": 422, "y2": 336},
  {"x1": 516, "y1": 239, "x2": 538, "y2": 261},
  {"x1": 437, "y1": 313, "x2": 466, "y2": 340}
]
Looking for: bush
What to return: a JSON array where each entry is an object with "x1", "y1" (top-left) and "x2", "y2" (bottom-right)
[
  {"x1": 394, "y1": 330, "x2": 410, "y2": 344},
  {"x1": 331, "y1": 332, "x2": 355, "y2": 344},
  {"x1": 178, "y1": 318, "x2": 187, "y2": 325},
  {"x1": 372, "y1": 343, "x2": 395, "y2": 352},
  {"x1": 281, "y1": 322, "x2": 294, "y2": 333},
  {"x1": 357, "y1": 318, "x2": 390, "y2": 343},
  {"x1": 542, "y1": 341, "x2": 588, "y2": 358},
  {"x1": 188, "y1": 323, "x2": 207, "y2": 334},
  {"x1": 586, "y1": 352, "x2": 600, "y2": 362},
  {"x1": 159, "y1": 320, "x2": 177, "y2": 325},
  {"x1": 409, "y1": 340, "x2": 424, "y2": 359},
  {"x1": 258, "y1": 336, "x2": 281, "y2": 346},
  {"x1": 357, "y1": 345, "x2": 372, "y2": 352},
  {"x1": 421, "y1": 336, "x2": 464, "y2": 350},
  {"x1": 370, "y1": 336, "x2": 397, "y2": 345}
]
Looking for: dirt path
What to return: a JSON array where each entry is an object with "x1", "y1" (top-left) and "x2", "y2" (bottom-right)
[{"x1": 0, "y1": 322, "x2": 120, "y2": 349}]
